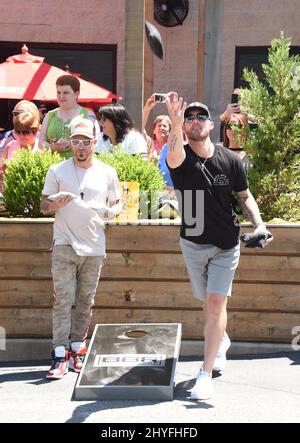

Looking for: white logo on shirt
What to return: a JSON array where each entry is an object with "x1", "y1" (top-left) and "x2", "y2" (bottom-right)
[{"x1": 213, "y1": 174, "x2": 230, "y2": 186}]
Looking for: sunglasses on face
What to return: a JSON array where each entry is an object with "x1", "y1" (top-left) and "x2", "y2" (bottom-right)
[
  {"x1": 184, "y1": 114, "x2": 209, "y2": 123},
  {"x1": 225, "y1": 123, "x2": 243, "y2": 130},
  {"x1": 70, "y1": 139, "x2": 93, "y2": 148},
  {"x1": 15, "y1": 129, "x2": 36, "y2": 135},
  {"x1": 12, "y1": 110, "x2": 25, "y2": 117}
]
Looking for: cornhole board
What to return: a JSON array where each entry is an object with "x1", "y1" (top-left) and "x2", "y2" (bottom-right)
[{"x1": 75, "y1": 323, "x2": 182, "y2": 401}]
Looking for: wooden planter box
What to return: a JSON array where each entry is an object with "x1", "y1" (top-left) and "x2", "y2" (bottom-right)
[{"x1": 0, "y1": 219, "x2": 299, "y2": 343}]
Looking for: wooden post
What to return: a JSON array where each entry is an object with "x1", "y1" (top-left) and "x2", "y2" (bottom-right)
[
  {"x1": 144, "y1": 0, "x2": 154, "y2": 104},
  {"x1": 143, "y1": 0, "x2": 154, "y2": 134},
  {"x1": 125, "y1": 0, "x2": 145, "y2": 131},
  {"x1": 197, "y1": 0, "x2": 206, "y2": 101},
  {"x1": 203, "y1": 0, "x2": 224, "y2": 140}
]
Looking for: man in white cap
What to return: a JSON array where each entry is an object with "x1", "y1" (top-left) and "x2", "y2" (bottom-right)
[
  {"x1": 166, "y1": 94, "x2": 273, "y2": 400},
  {"x1": 41, "y1": 116, "x2": 121, "y2": 380}
]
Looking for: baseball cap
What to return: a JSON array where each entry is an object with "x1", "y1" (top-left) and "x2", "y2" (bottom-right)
[
  {"x1": 70, "y1": 116, "x2": 94, "y2": 139},
  {"x1": 184, "y1": 102, "x2": 212, "y2": 120}
]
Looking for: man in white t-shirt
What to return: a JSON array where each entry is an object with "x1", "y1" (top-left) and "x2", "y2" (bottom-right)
[{"x1": 41, "y1": 116, "x2": 121, "y2": 380}]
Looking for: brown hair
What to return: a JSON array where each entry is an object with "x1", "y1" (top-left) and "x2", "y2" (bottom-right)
[
  {"x1": 152, "y1": 115, "x2": 172, "y2": 140},
  {"x1": 14, "y1": 110, "x2": 39, "y2": 133},
  {"x1": 56, "y1": 75, "x2": 80, "y2": 93},
  {"x1": 223, "y1": 113, "x2": 249, "y2": 148}
]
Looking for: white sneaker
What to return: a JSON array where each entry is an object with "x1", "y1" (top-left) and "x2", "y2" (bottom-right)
[
  {"x1": 213, "y1": 332, "x2": 231, "y2": 372},
  {"x1": 189, "y1": 370, "x2": 214, "y2": 400}
]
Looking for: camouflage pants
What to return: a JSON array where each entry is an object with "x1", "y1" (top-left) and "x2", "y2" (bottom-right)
[{"x1": 51, "y1": 245, "x2": 104, "y2": 349}]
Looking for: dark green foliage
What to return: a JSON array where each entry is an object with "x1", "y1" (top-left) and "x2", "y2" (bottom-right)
[
  {"x1": 238, "y1": 33, "x2": 300, "y2": 221},
  {"x1": 96, "y1": 150, "x2": 165, "y2": 217},
  {"x1": 2, "y1": 149, "x2": 62, "y2": 217},
  {"x1": 2, "y1": 148, "x2": 165, "y2": 218}
]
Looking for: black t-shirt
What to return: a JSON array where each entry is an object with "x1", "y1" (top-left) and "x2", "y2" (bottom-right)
[{"x1": 167, "y1": 144, "x2": 248, "y2": 249}]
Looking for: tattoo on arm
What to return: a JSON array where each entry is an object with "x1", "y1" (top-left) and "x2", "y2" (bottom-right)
[
  {"x1": 235, "y1": 192, "x2": 264, "y2": 228},
  {"x1": 169, "y1": 134, "x2": 178, "y2": 152},
  {"x1": 40, "y1": 198, "x2": 54, "y2": 215}
]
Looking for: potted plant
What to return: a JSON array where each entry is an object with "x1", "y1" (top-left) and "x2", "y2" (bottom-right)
[
  {"x1": 2, "y1": 148, "x2": 165, "y2": 218},
  {"x1": 96, "y1": 149, "x2": 165, "y2": 218}
]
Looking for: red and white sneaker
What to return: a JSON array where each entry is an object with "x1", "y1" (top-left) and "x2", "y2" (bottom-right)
[
  {"x1": 69, "y1": 347, "x2": 88, "y2": 373},
  {"x1": 46, "y1": 352, "x2": 69, "y2": 380}
]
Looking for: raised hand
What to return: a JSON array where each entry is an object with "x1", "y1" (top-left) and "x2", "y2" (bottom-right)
[
  {"x1": 144, "y1": 94, "x2": 157, "y2": 111},
  {"x1": 165, "y1": 92, "x2": 187, "y2": 128}
]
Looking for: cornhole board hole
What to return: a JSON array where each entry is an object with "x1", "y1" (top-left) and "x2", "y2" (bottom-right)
[{"x1": 75, "y1": 323, "x2": 182, "y2": 401}]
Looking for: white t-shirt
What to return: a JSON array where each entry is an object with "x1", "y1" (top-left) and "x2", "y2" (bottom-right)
[
  {"x1": 42, "y1": 158, "x2": 120, "y2": 256},
  {"x1": 94, "y1": 130, "x2": 147, "y2": 158}
]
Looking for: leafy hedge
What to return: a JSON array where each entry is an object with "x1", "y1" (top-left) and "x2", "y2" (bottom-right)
[
  {"x1": 96, "y1": 150, "x2": 165, "y2": 216},
  {"x1": 2, "y1": 149, "x2": 62, "y2": 217},
  {"x1": 2, "y1": 148, "x2": 165, "y2": 218}
]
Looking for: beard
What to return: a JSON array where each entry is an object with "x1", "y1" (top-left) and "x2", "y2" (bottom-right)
[
  {"x1": 185, "y1": 127, "x2": 209, "y2": 142},
  {"x1": 75, "y1": 151, "x2": 91, "y2": 162}
]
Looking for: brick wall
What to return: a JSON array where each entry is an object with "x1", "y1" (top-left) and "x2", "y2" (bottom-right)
[{"x1": 0, "y1": 0, "x2": 125, "y2": 99}]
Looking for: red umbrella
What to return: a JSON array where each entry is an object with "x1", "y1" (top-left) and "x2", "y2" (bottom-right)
[{"x1": 0, "y1": 45, "x2": 121, "y2": 105}]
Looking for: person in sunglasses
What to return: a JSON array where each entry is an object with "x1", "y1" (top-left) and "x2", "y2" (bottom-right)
[
  {"x1": 220, "y1": 112, "x2": 252, "y2": 216},
  {"x1": 166, "y1": 94, "x2": 273, "y2": 400},
  {"x1": 96, "y1": 103, "x2": 147, "y2": 159},
  {"x1": 0, "y1": 109, "x2": 41, "y2": 195},
  {"x1": 0, "y1": 100, "x2": 40, "y2": 156},
  {"x1": 222, "y1": 112, "x2": 250, "y2": 168},
  {"x1": 40, "y1": 116, "x2": 121, "y2": 380}
]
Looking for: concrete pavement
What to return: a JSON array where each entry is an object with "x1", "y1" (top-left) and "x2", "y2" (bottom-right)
[{"x1": 0, "y1": 351, "x2": 299, "y2": 423}]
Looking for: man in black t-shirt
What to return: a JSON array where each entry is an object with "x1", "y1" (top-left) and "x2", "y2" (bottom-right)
[{"x1": 166, "y1": 94, "x2": 273, "y2": 401}]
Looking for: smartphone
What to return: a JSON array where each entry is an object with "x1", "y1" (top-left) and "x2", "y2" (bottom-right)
[
  {"x1": 231, "y1": 93, "x2": 239, "y2": 104},
  {"x1": 154, "y1": 93, "x2": 168, "y2": 103}
]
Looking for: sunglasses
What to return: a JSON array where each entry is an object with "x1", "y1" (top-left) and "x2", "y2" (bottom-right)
[
  {"x1": 225, "y1": 123, "x2": 243, "y2": 130},
  {"x1": 12, "y1": 110, "x2": 25, "y2": 117},
  {"x1": 70, "y1": 139, "x2": 93, "y2": 147},
  {"x1": 15, "y1": 129, "x2": 36, "y2": 135},
  {"x1": 184, "y1": 114, "x2": 209, "y2": 123}
]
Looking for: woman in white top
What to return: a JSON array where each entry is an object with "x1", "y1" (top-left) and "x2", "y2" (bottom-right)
[{"x1": 96, "y1": 103, "x2": 147, "y2": 158}]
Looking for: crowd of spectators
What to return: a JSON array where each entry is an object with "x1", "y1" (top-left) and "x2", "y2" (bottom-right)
[{"x1": 0, "y1": 74, "x2": 252, "y2": 211}]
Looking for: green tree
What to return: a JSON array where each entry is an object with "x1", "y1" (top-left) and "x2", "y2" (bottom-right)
[
  {"x1": 238, "y1": 33, "x2": 300, "y2": 221},
  {"x1": 2, "y1": 149, "x2": 62, "y2": 217}
]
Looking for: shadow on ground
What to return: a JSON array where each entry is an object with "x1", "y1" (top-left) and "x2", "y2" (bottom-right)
[
  {"x1": 179, "y1": 351, "x2": 300, "y2": 365},
  {"x1": 1, "y1": 351, "x2": 298, "y2": 422}
]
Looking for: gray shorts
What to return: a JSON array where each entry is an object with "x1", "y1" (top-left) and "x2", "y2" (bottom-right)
[{"x1": 180, "y1": 237, "x2": 240, "y2": 301}]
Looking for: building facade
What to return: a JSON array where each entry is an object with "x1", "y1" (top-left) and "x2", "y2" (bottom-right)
[{"x1": 0, "y1": 0, "x2": 300, "y2": 138}]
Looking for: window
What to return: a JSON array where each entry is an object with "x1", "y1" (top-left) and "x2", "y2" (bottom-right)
[
  {"x1": 234, "y1": 46, "x2": 300, "y2": 88},
  {"x1": 0, "y1": 41, "x2": 117, "y2": 130}
]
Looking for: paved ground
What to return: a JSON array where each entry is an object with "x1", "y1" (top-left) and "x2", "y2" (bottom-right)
[{"x1": 0, "y1": 351, "x2": 299, "y2": 423}]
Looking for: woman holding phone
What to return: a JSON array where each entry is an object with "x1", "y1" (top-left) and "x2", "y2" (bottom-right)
[{"x1": 142, "y1": 93, "x2": 172, "y2": 162}]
